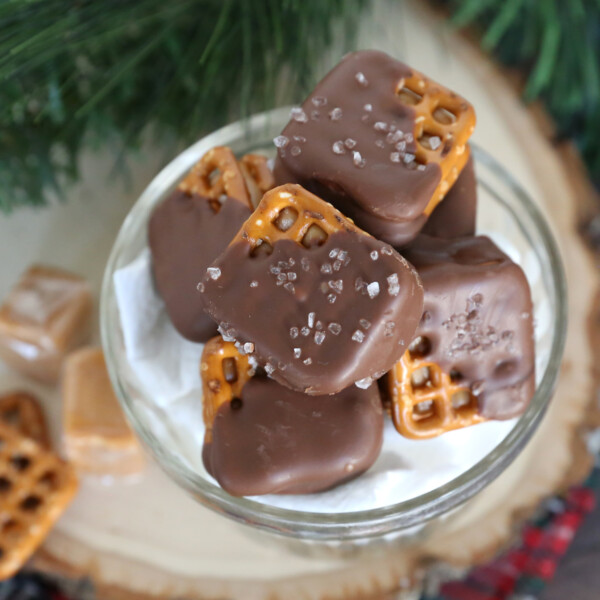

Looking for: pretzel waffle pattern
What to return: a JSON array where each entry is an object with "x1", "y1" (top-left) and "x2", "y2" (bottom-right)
[
  {"x1": 0, "y1": 392, "x2": 49, "y2": 448},
  {"x1": 234, "y1": 183, "x2": 362, "y2": 253},
  {"x1": 396, "y1": 70, "x2": 475, "y2": 212},
  {"x1": 178, "y1": 146, "x2": 251, "y2": 208},
  {"x1": 201, "y1": 336, "x2": 253, "y2": 442},
  {"x1": 240, "y1": 154, "x2": 275, "y2": 207},
  {"x1": 0, "y1": 421, "x2": 77, "y2": 579},
  {"x1": 389, "y1": 340, "x2": 485, "y2": 440}
]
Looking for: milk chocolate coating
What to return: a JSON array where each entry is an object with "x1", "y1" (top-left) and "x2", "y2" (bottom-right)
[
  {"x1": 148, "y1": 190, "x2": 252, "y2": 342},
  {"x1": 203, "y1": 376, "x2": 384, "y2": 496},
  {"x1": 422, "y1": 155, "x2": 477, "y2": 239},
  {"x1": 273, "y1": 50, "x2": 441, "y2": 227},
  {"x1": 199, "y1": 231, "x2": 424, "y2": 395},
  {"x1": 404, "y1": 235, "x2": 535, "y2": 419}
]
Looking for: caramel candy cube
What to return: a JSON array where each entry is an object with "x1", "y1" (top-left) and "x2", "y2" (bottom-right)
[
  {"x1": 198, "y1": 183, "x2": 424, "y2": 396},
  {"x1": 0, "y1": 265, "x2": 92, "y2": 383},
  {"x1": 273, "y1": 50, "x2": 476, "y2": 245},
  {"x1": 0, "y1": 421, "x2": 77, "y2": 579},
  {"x1": 63, "y1": 347, "x2": 144, "y2": 476}
]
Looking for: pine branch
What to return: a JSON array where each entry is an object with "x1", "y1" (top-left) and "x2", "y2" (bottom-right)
[
  {"x1": 0, "y1": 0, "x2": 367, "y2": 212},
  {"x1": 444, "y1": 0, "x2": 600, "y2": 186}
]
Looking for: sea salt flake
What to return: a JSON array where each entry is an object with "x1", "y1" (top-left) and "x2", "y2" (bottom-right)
[
  {"x1": 381, "y1": 246, "x2": 393, "y2": 255},
  {"x1": 265, "y1": 362, "x2": 275, "y2": 375},
  {"x1": 314, "y1": 331, "x2": 326, "y2": 345},
  {"x1": 290, "y1": 146, "x2": 301, "y2": 157},
  {"x1": 301, "y1": 327, "x2": 310, "y2": 336},
  {"x1": 284, "y1": 282, "x2": 296, "y2": 293},
  {"x1": 375, "y1": 140, "x2": 385, "y2": 148},
  {"x1": 270, "y1": 265, "x2": 281, "y2": 274},
  {"x1": 290, "y1": 107, "x2": 308, "y2": 123},
  {"x1": 332, "y1": 141, "x2": 346, "y2": 155},
  {"x1": 287, "y1": 272, "x2": 297, "y2": 281},
  {"x1": 196, "y1": 282, "x2": 205, "y2": 292},
  {"x1": 301, "y1": 257, "x2": 311, "y2": 271},
  {"x1": 311, "y1": 110, "x2": 320, "y2": 120},
  {"x1": 374, "y1": 121, "x2": 388, "y2": 132},
  {"x1": 387, "y1": 273, "x2": 400, "y2": 296},
  {"x1": 370, "y1": 250, "x2": 379, "y2": 261},
  {"x1": 344, "y1": 138, "x2": 357, "y2": 149},
  {"x1": 390, "y1": 152, "x2": 401, "y2": 163},
  {"x1": 384, "y1": 321, "x2": 395, "y2": 337},
  {"x1": 303, "y1": 358, "x2": 313, "y2": 366},
  {"x1": 355, "y1": 377, "x2": 373, "y2": 389},
  {"x1": 312, "y1": 96, "x2": 327, "y2": 107},
  {"x1": 329, "y1": 107, "x2": 343, "y2": 120},
  {"x1": 316, "y1": 320, "x2": 324, "y2": 330},
  {"x1": 367, "y1": 282, "x2": 380, "y2": 298},
  {"x1": 277, "y1": 273, "x2": 287, "y2": 285},
  {"x1": 333, "y1": 260, "x2": 342, "y2": 271},
  {"x1": 250, "y1": 280, "x2": 258, "y2": 288},
  {"x1": 328, "y1": 279, "x2": 343, "y2": 293},
  {"x1": 293, "y1": 135, "x2": 306, "y2": 143},
  {"x1": 403, "y1": 153, "x2": 415, "y2": 164},
  {"x1": 327, "y1": 293, "x2": 337, "y2": 304},
  {"x1": 352, "y1": 330, "x2": 365, "y2": 343},
  {"x1": 273, "y1": 135, "x2": 289, "y2": 148},
  {"x1": 290, "y1": 327, "x2": 299, "y2": 338},
  {"x1": 360, "y1": 318, "x2": 371, "y2": 330},
  {"x1": 353, "y1": 151, "x2": 366, "y2": 168},
  {"x1": 395, "y1": 141, "x2": 406, "y2": 151},
  {"x1": 308, "y1": 312, "x2": 315, "y2": 328},
  {"x1": 364, "y1": 103, "x2": 373, "y2": 112},
  {"x1": 387, "y1": 130, "x2": 403, "y2": 144},
  {"x1": 429, "y1": 136, "x2": 441, "y2": 150},
  {"x1": 329, "y1": 248, "x2": 340, "y2": 259},
  {"x1": 328, "y1": 322, "x2": 342, "y2": 335},
  {"x1": 243, "y1": 342, "x2": 254, "y2": 354},
  {"x1": 320, "y1": 263, "x2": 332, "y2": 274},
  {"x1": 405, "y1": 133, "x2": 414, "y2": 143},
  {"x1": 355, "y1": 72, "x2": 368, "y2": 86},
  {"x1": 207, "y1": 267, "x2": 221, "y2": 280},
  {"x1": 294, "y1": 348, "x2": 302, "y2": 359}
]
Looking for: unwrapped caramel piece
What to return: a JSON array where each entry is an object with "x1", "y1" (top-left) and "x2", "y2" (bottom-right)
[
  {"x1": 63, "y1": 347, "x2": 144, "y2": 476},
  {"x1": 0, "y1": 265, "x2": 92, "y2": 383},
  {"x1": 0, "y1": 421, "x2": 77, "y2": 580}
]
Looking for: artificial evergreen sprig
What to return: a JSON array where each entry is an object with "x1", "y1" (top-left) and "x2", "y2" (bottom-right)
[
  {"x1": 445, "y1": 0, "x2": 600, "y2": 186},
  {"x1": 0, "y1": 0, "x2": 365, "y2": 212}
]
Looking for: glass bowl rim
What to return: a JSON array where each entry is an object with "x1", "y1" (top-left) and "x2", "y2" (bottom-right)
[{"x1": 101, "y1": 106, "x2": 568, "y2": 540}]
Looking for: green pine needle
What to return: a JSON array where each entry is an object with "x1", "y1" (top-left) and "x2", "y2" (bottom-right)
[{"x1": 0, "y1": 0, "x2": 366, "y2": 212}]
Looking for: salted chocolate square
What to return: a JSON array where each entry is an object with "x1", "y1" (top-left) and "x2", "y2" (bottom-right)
[
  {"x1": 201, "y1": 338, "x2": 383, "y2": 496},
  {"x1": 392, "y1": 235, "x2": 535, "y2": 439},
  {"x1": 63, "y1": 347, "x2": 144, "y2": 476},
  {"x1": 198, "y1": 184, "x2": 424, "y2": 395},
  {"x1": 273, "y1": 50, "x2": 475, "y2": 245},
  {"x1": 149, "y1": 147, "x2": 271, "y2": 342},
  {"x1": 0, "y1": 265, "x2": 92, "y2": 383},
  {"x1": 421, "y1": 154, "x2": 477, "y2": 239}
]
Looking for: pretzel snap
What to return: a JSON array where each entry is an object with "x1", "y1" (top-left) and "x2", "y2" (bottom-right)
[
  {"x1": 0, "y1": 421, "x2": 77, "y2": 579},
  {"x1": 396, "y1": 69, "x2": 475, "y2": 212},
  {"x1": 240, "y1": 154, "x2": 275, "y2": 207},
  {"x1": 233, "y1": 183, "x2": 361, "y2": 256},
  {"x1": 178, "y1": 146, "x2": 251, "y2": 208},
  {"x1": 0, "y1": 391, "x2": 49, "y2": 448},
  {"x1": 200, "y1": 336, "x2": 254, "y2": 441},
  {"x1": 388, "y1": 336, "x2": 485, "y2": 440}
]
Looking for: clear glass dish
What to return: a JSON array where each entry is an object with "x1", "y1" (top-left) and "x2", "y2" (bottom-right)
[{"x1": 101, "y1": 107, "x2": 567, "y2": 542}]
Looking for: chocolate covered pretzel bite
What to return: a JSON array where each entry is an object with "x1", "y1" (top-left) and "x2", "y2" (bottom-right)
[
  {"x1": 198, "y1": 183, "x2": 424, "y2": 395},
  {"x1": 201, "y1": 337, "x2": 384, "y2": 496},
  {"x1": 273, "y1": 50, "x2": 476, "y2": 245},
  {"x1": 389, "y1": 235, "x2": 535, "y2": 439},
  {"x1": 149, "y1": 146, "x2": 274, "y2": 342}
]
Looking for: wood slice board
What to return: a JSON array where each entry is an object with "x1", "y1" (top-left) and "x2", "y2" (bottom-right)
[{"x1": 0, "y1": 1, "x2": 595, "y2": 598}]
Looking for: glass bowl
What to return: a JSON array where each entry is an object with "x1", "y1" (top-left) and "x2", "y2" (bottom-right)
[{"x1": 101, "y1": 107, "x2": 567, "y2": 543}]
